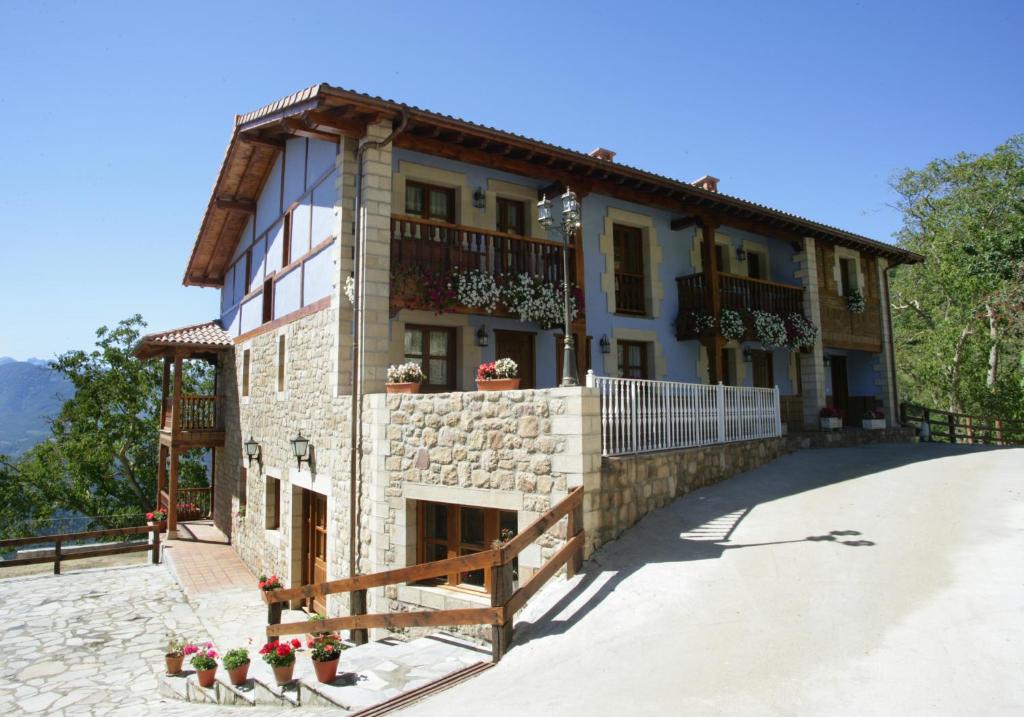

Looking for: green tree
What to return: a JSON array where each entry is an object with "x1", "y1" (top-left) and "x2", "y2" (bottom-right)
[
  {"x1": 1, "y1": 315, "x2": 212, "y2": 538},
  {"x1": 889, "y1": 135, "x2": 1024, "y2": 419}
]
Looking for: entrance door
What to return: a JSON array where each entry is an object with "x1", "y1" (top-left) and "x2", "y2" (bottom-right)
[
  {"x1": 751, "y1": 350, "x2": 774, "y2": 389},
  {"x1": 494, "y1": 330, "x2": 536, "y2": 388},
  {"x1": 301, "y1": 490, "x2": 328, "y2": 614},
  {"x1": 830, "y1": 356, "x2": 849, "y2": 419}
]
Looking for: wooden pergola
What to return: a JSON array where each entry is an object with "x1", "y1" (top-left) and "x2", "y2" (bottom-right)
[{"x1": 134, "y1": 321, "x2": 231, "y2": 536}]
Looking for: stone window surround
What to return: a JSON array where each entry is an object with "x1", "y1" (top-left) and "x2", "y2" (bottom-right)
[
  {"x1": 393, "y1": 160, "x2": 544, "y2": 237},
  {"x1": 832, "y1": 246, "x2": 865, "y2": 297},
  {"x1": 388, "y1": 309, "x2": 482, "y2": 391},
  {"x1": 599, "y1": 207, "x2": 663, "y2": 317},
  {"x1": 603, "y1": 328, "x2": 667, "y2": 380}
]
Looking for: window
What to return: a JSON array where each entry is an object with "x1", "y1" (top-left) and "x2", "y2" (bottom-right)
[
  {"x1": 405, "y1": 181, "x2": 455, "y2": 223},
  {"x1": 265, "y1": 476, "x2": 280, "y2": 530},
  {"x1": 747, "y1": 251, "x2": 764, "y2": 280},
  {"x1": 262, "y1": 277, "x2": 274, "y2": 324},
  {"x1": 404, "y1": 325, "x2": 456, "y2": 392},
  {"x1": 238, "y1": 466, "x2": 247, "y2": 510},
  {"x1": 839, "y1": 257, "x2": 858, "y2": 296},
  {"x1": 242, "y1": 349, "x2": 251, "y2": 397},
  {"x1": 277, "y1": 336, "x2": 286, "y2": 393},
  {"x1": 613, "y1": 224, "x2": 645, "y2": 314},
  {"x1": 714, "y1": 243, "x2": 729, "y2": 273},
  {"x1": 617, "y1": 340, "x2": 649, "y2": 379},
  {"x1": 496, "y1": 197, "x2": 526, "y2": 235},
  {"x1": 417, "y1": 501, "x2": 517, "y2": 593}
]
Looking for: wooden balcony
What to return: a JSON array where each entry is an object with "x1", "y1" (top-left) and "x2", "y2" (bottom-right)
[
  {"x1": 390, "y1": 215, "x2": 580, "y2": 315},
  {"x1": 160, "y1": 394, "x2": 224, "y2": 448},
  {"x1": 676, "y1": 272, "x2": 805, "y2": 339}
]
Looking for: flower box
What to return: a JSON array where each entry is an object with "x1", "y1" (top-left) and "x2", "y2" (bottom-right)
[
  {"x1": 476, "y1": 378, "x2": 521, "y2": 391},
  {"x1": 819, "y1": 417, "x2": 842, "y2": 431},
  {"x1": 386, "y1": 381, "x2": 421, "y2": 394},
  {"x1": 862, "y1": 418, "x2": 886, "y2": 430}
]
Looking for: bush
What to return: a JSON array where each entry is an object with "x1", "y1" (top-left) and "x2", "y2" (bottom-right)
[{"x1": 222, "y1": 648, "x2": 250, "y2": 670}]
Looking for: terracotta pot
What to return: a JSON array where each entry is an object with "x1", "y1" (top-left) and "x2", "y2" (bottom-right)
[
  {"x1": 312, "y1": 656, "x2": 340, "y2": 684},
  {"x1": 227, "y1": 661, "x2": 250, "y2": 686},
  {"x1": 165, "y1": 653, "x2": 184, "y2": 675},
  {"x1": 476, "y1": 378, "x2": 520, "y2": 391},
  {"x1": 273, "y1": 662, "x2": 295, "y2": 685},
  {"x1": 386, "y1": 381, "x2": 421, "y2": 394},
  {"x1": 196, "y1": 666, "x2": 217, "y2": 688}
]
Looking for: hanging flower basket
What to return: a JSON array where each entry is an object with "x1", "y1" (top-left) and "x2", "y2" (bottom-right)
[
  {"x1": 846, "y1": 289, "x2": 866, "y2": 314},
  {"x1": 719, "y1": 309, "x2": 746, "y2": 341}
]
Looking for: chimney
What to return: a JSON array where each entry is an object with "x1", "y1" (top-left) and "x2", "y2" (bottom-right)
[
  {"x1": 692, "y1": 175, "x2": 720, "y2": 193},
  {"x1": 588, "y1": 147, "x2": 616, "y2": 162}
]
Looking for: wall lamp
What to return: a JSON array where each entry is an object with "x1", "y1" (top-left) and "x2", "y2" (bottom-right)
[
  {"x1": 472, "y1": 187, "x2": 486, "y2": 209},
  {"x1": 290, "y1": 433, "x2": 312, "y2": 469},
  {"x1": 599, "y1": 335, "x2": 611, "y2": 354},
  {"x1": 823, "y1": 355, "x2": 832, "y2": 368},
  {"x1": 243, "y1": 436, "x2": 261, "y2": 466},
  {"x1": 742, "y1": 349, "x2": 754, "y2": 363},
  {"x1": 735, "y1": 246, "x2": 747, "y2": 263},
  {"x1": 476, "y1": 325, "x2": 489, "y2": 347}
]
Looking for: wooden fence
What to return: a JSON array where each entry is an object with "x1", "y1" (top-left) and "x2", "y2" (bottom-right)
[
  {"x1": 0, "y1": 524, "x2": 161, "y2": 574},
  {"x1": 900, "y1": 403, "x2": 1024, "y2": 445},
  {"x1": 263, "y1": 487, "x2": 584, "y2": 662}
]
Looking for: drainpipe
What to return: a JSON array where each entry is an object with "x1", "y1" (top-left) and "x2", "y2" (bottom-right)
[
  {"x1": 348, "y1": 109, "x2": 409, "y2": 580},
  {"x1": 883, "y1": 262, "x2": 902, "y2": 423}
]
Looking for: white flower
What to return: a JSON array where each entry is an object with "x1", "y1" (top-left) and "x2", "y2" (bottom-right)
[
  {"x1": 344, "y1": 275, "x2": 355, "y2": 305},
  {"x1": 784, "y1": 313, "x2": 818, "y2": 349},
  {"x1": 386, "y1": 362, "x2": 424, "y2": 384},
  {"x1": 500, "y1": 273, "x2": 577, "y2": 329},
  {"x1": 846, "y1": 289, "x2": 866, "y2": 314},
  {"x1": 493, "y1": 358, "x2": 518, "y2": 379},
  {"x1": 751, "y1": 310, "x2": 787, "y2": 348},
  {"x1": 719, "y1": 309, "x2": 746, "y2": 341},
  {"x1": 455, "y1": 270, "x2": 501, "y2": 313}
]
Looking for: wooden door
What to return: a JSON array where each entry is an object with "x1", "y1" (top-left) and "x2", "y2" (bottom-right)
[
  {"x1": 830, "y1": 356, "x2": 849, "y2": 419},
  {"x1": 302, "y1": 490, "x2": 328, "y2": 614},
  {"x1": 751, "y1": 350, "x2": 774, "y2": 388},
  {"x1": 494, "y1": 330, "x2": 536, "y2": 389}
]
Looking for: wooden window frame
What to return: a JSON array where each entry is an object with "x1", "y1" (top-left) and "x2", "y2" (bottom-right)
[
  {"x1": 612, "y1": 224, "x2": 646, "y2": 315},
  {"x1": 416, "y1": 501, "x2": 517, "y2": 595},
  {"x1": 405, "y1": 180, "x2": 456, "y2": 223},
  {"x1": 241, "y1": 349, "x2": 251, "y2": 397},
  {"x1": 617, "y1": 340, "x2": 650, "y2": 379},
  {"x1": 265, "y1": 475, "x2": 280, "y2": 530},
  {"x1": 404, "y1": 324, "x2": 456, "y2": 392},
  {"x1": 282, "y1": 213, "x2": 292, "y2": 268},
  {"x1": 262, "y1": 277, "x2": 274, "y2": 325},
  {"x1": 277, "y1": 335, "x2": 286, "y2": 393},
  {"x1": 496, "y1": 196, "x2": 526, "y2": 236}
]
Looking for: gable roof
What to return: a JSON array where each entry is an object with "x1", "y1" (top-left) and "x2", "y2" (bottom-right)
[{"x1": 184, "y1": 83, "x2": 923, "y2": 287}]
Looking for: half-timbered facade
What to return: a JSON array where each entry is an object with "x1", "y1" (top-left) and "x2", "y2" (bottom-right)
[{"x1": 136, "y1": 83, "x2": 921, "y2": 625}]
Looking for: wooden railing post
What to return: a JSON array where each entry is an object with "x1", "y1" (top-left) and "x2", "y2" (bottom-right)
[
  {"x1": 566, "y1": 501, "x2": 584, "y2": 579},
  {"x1": 490, "y1": 560, "x2": 515, "y2": 662},
  {"x1": 350, "y1": 589, "x2": 368, "y2": 645},
  {"x1": 53, "y1": 539, "x2": 62, "y2": 575},
  {"x1": 151, "y1": 527, "x2": 161, "y2": 565},
  {"x1": 947, "y1": 412, "x2": 956, "y2": 444}
]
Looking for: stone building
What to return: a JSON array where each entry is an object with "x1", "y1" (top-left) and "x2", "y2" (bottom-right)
[{"x1": 133, "y1": 83, "x2": 922, "y2": 627}]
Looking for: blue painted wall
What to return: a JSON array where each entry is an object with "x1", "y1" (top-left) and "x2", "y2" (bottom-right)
[{"x1": 823, "y1": 349, "x2": 880, "y2": 396}]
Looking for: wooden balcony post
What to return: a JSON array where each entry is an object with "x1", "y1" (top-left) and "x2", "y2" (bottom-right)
[
  {"x1": 490, "y1": 559, "x2": 515, "y2": 662},
  {"x1": 156, "y1": 443, "x2": 167, "y2": 513},
  {"x1": 171, "y1": 355, "x2": 183, "y2": 438},
  {"x1": 699, "y1": 218, "x2": 725, "y2": 383},
  {"x1": 167, "y1": 447, "x2": 179, "y2": 537},
  {"x1": 161, "y1": 358, "x2": 171, "y2": 427}
]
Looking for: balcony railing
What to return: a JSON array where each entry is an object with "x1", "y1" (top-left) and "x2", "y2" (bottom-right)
[
  {"x1": 676, "y1": 271, "x2": 805, "y2": 338},
  {"x1": 390, "y1": 214, "x2": 577, "y2": 287},
  {"x1": 161, "y1": 395, "x2": 221, "y2": 432}
]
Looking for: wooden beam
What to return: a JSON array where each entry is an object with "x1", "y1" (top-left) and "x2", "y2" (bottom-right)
[
  {"x1": 214, "y1": 197, "x2": 256, "y2": 214},
  {"x1": 266, "y1": 607, "x2": 503, "y2": 637},
  {"x1": 283, "y1": 118, "x2": 342, "y2": 143},
  {"x1": 238, "y1": 133, "x2": 285, "y2": 149},
  {"x1": 670, "y1": 216, "x2": 699, "y2": 231}
]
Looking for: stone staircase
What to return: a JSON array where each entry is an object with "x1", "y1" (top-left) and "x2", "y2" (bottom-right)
[{"x1": 158, "y1": 631, "x2": 492, "y2": 713}]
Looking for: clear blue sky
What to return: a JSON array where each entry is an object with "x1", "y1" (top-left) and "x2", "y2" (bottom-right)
[{"x1": 1, "y1": 0, "x2": 1020, "y2": 360}]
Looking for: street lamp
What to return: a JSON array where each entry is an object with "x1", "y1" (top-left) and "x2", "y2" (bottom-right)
[{"x1": 538, "y1": 187, "x2": 581, "y2": 387}]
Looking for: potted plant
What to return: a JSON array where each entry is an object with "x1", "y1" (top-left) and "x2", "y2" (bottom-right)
[
  {"x1": 259, "y1": 574, "x2": 284, "y2": 624},
  {"x1": 862, "y1": 408, "x2": 886, "y2": 430},
  {"x1": 846, "y1": 289, "x2": 866, "y2": 314},
  {"x1": 222, "y1": 647, "x2": 251, "y2": 686},
  {"x1": 187, "y1": 642, "x2": 219, "y2": 688},
  {"x1": 310, "y1": 634, "x2": 346, "y2": 684},
  {"x1": 304, "y1": 613, "x2": 338, "y2": 647},
  {"x1": 476, "y1": 358, "x2": 520, "y2": 391},
  {"x1": 147, "y1": 509, "x2": 167, "y2": 530},
  {"x1": 819, "y1": 405, "x2": 843, "y2": 431},
  {"x1": 259, "y1": 639, "x2": 301, "y2": 685},
  {"x1": 164, "y1": 634, "x2": 187, "y2": 675},
  {"x1": 386, "y1": 362, "x2": 425, "y2": 394}
]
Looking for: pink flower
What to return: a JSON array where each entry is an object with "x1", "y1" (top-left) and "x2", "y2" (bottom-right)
[
  {"x1": 204, "y1": 642, "x2": 212, "y2": 649},
  {"x1": 324, "y1": 644, "x2": 334, "y2": 654},
  {"x1": 306, "y1": 638, "x2": 313, "y2": 648},
  {"x1": 290, "y1": 638, "x2": 301, "y2": 649},
  {"x1": 207, "y1": 650, "x2": 218, "y2": 659}
]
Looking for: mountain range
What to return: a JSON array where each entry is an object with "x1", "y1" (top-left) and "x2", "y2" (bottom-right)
[{"x1": 0, "y1": 359, "x2": 73, "y2": 457}]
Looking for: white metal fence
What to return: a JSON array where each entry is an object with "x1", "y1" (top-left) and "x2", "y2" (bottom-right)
[{"x1": 586, "y1": 372, "x2": 782, "y2": 456}]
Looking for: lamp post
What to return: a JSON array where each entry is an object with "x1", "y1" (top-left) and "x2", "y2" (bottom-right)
[{"x1": 538, "y1": 188, "x2": 581, "y2": 387}]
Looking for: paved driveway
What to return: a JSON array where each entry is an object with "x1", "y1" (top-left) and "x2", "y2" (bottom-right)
[{"x1": 399, "y1": 443, "x2": 1024, "y2": 716}]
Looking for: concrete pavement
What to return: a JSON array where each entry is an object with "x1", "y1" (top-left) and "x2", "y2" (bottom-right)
[{"x1": 397, "y1": 443, "x2": 1024, "y2": 716}]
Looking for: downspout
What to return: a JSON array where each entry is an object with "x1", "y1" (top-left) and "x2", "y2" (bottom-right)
[{"x1": 348, "y1": 109, "x2": 409, "y2": 580}]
